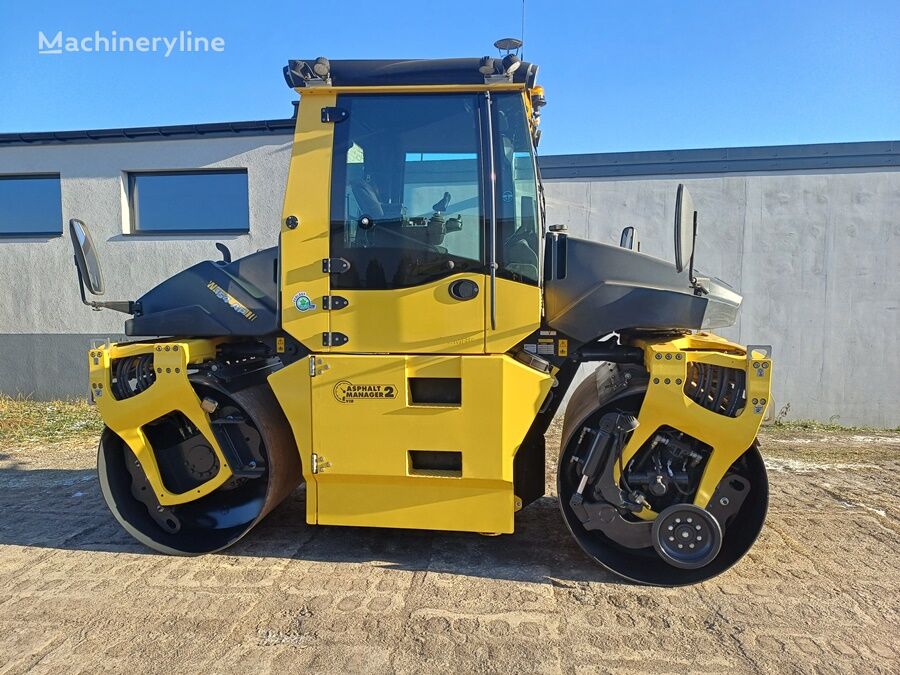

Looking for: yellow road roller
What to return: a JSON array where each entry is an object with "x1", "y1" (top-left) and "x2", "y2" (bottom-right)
[{"x1": 70, "y1": 44, "x2": 772, "y2": 585}]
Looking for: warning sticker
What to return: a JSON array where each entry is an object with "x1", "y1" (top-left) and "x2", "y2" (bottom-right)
[{"x1": 333, "y1": 380, "x2": 398, "y2": 403}]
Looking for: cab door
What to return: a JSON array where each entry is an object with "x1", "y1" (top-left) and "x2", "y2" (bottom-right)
[
  {"x1": 484, "y1": 91, "x2": 543, "y2": 354},
  {"x1": 325, "y1": 93, "x2": 487, "y2": 354}
]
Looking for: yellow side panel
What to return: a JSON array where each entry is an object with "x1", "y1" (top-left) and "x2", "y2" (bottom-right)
[
  {"x1": 280, "y1": 90, "x2": 336, "y2": 352},
  {"x1": 88, "y1": 339, "x2": 230, "y2": 506},
  {"x1": 620, "y1": 333, "x2": 773, "y2": 517},
  {"x1": 308, "y1": 354, "x2": 552, "y2": 533},
  {"x1": 267, "y1": 357, "x2": 317, "y2": 523},
  {"x1": 485, "y1": 278, "x2": 542, "y2": 354},
  {"x1": 330, "y1": 273, "x2": 485, "y2": 354}
]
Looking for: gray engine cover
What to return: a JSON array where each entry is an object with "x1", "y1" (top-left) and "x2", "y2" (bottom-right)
[{"x1": 544, "y1": 234, "x2": 740, "y2": 343}]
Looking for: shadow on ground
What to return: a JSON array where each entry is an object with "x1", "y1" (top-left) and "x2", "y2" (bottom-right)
[{"x1": 0, "y1": 466, "x2": 620, "y2": 586}]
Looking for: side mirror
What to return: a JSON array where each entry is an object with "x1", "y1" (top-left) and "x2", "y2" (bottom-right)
[
  {"x1": 69, "y1": 219, "x2": 104, "y2": 295},
  {"x1": 619, "y1": 226, "x2": 635, "y2": 250},
  {"x1": 674, "y1": 184, "x2": 695, "y2": 273}
]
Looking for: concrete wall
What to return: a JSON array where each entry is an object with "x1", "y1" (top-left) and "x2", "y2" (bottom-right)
[
  {"x1": 0, "y1": 135, "x2": 291, "y2": 397},
  {"x1": 545, "y1": 171, "x2": 900, "y2": 427},
  {"x1": 1, "y1": 135, "x2": 898, "y2": 426}
]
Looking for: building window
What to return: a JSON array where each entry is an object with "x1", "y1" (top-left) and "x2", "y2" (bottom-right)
[
  {"x1": 0, "y1": 174, "x2": 62, "y2": 237},
  {"x1": 128, "y1": 169, "x2": 249, "y2": 234}
]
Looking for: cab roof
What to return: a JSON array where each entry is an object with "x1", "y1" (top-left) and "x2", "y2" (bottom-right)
[{"x1": 283, "y1": 58, "x2": 538, "y2": 89}]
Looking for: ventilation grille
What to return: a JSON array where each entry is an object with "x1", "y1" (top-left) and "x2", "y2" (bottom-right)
[{"x1": 684, "y1": 362, "x2": 746, "y2": 417}]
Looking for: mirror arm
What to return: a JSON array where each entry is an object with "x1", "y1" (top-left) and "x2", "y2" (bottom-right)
[
  {"x1": 91, "y1": 300, "x2": 140, "y2": 314},
  {"x1": 688, "y1": 212, "x2": 697, "y2": 284},
  {"x1": 74, "y1": 256, "x2": 139, "y2": 313},
  {"x1": 688, "y1": 213, "x2": 709, "y2": 296}
]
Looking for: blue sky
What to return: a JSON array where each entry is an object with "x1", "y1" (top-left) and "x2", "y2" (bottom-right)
[{"x1": 1, "y1": 1, "x2": 898, "y2": 155}]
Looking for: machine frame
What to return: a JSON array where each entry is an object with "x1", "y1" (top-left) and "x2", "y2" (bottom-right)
[{"x1": 73, "y1": 50, "x2": 774, "y2": 585}]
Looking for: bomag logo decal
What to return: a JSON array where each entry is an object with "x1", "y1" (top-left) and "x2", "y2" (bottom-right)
[
  {"x1": 207, "y1": 281, "x2": 257, "y2": 321},
  {"x1": 333, "y1": 380, "x2": 397, "y2": 403}
]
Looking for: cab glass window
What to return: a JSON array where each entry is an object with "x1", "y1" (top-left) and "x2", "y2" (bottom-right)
[
  {"x1": 330, "y1": 94, "x2": 485, "y2": 290},
  {"x1": 492, "y1": 93, "x2": 540, "y2": 285}
]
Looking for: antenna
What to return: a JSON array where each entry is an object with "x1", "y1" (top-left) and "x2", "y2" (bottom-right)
[{"x1": 521, "y1": 0, "x2": 526, "y2": 60}]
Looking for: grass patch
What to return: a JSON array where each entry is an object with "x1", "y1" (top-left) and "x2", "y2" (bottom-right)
[
  {"x1": 763, "y1": 419, "x2": 900, "y2": 435},
  {"x1": 0, "y1": 395, "x2": 102, "y2": 449}
]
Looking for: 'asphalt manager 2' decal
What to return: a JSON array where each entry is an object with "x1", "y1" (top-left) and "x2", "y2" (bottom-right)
[{"x1": 333, "y1": 381, "x2": 397, "y2": 403}]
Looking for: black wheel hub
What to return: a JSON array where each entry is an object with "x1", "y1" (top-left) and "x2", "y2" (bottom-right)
[{"x1": 651, "y1": 504, "x2": 722, "y2": 569}]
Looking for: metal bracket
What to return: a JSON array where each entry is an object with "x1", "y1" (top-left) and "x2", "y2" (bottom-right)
[
  {"x1": 322, "y1": 332, "x2": 349, "y2": 347},
  {"x1": 746, "y1": 344, "x2": 773, "y2": 362},
  {"x1": 209, "y1": 418, "x2": 265, "y2": 478},
  {"x1": 321, "y1": 106, "x2": 349, "y2": 123},
  {"x1": 322, "y1": 257, "x2": 351, "y2": 274},
  {"x1": 706, "y1": 473, "x2": 750, "y2": 527},
  {"x1": 322, "y1": 295, "x2": 349, "y2": 310},
  {"x1": 570, "y1": 500, "x2": 653, "y2": 549}
]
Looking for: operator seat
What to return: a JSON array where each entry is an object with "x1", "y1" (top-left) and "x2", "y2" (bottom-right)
[
  {"x1": 351, "y1": 179, "x2": 406, "y2": 246},
  {"x1": 505, "y1": 237, "x2": 539, "y2": 280},
  {"x1": 351, "y1": 179, "x2": 385, "y2": 218}
]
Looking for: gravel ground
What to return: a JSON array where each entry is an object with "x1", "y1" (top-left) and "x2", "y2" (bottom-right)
[{"x1": 0, "y1": 423, "x2": 898, "y2": 674}]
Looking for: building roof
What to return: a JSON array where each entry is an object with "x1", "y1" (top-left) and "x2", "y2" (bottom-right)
[
  {"x1": 0, "y1": 118, "x2": 296, "y2": 147},
  {"x1": 0, "y1": 117, "x2": 897, "y2": 177},
  {"x1": 539, "y1": 140, "x2": 900, "y2": 178}
]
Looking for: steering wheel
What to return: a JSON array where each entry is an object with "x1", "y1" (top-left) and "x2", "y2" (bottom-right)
[{"x1": 357, "y1": 214, "x2": 444, "y2": 254}]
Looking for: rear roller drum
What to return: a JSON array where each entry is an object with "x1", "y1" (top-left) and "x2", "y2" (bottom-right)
[{"x1": 98, "y1": 382, "x2": 301, "y2": 555}]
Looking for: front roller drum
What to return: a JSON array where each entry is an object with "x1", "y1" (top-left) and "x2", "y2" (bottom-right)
[
  {"x1": 557, "y1": 364, "x2": 768, "y2": 586},
  {"x1": 98, "y1": 383, "x2": 301, "y2": 555},
  {"x1": 559, "y1": 438, "x2": 768, "y2": 586}
]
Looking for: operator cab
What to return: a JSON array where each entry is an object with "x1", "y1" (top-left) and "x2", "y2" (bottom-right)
[{"x1": 330, "y1": 91, "x2": 542, "y2": 290}]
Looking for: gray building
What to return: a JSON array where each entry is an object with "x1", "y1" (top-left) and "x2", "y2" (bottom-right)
[{"x1": 1, "y1": 120, "x2": 897, "y2": 427}]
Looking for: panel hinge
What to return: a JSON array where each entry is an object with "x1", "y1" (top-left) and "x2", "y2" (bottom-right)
[
  {"x1": 321, "y1": 106, "x2": 349, "y2": 123},
  {"x1": 311, "y1": 453, "x2": 331, "y2": 474},
  {"x1": 322, "y1": 295, "x2": 349, "y2": 310},
  {"x1": 322, "y1": 332, "x2": 349, "y2": 347},
  {"x1": 309, "y1": 355, "x2": 329, "y2": 377},
  {"x1": 322, "y1": 257, "x2": 351, "y2": 274}
]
